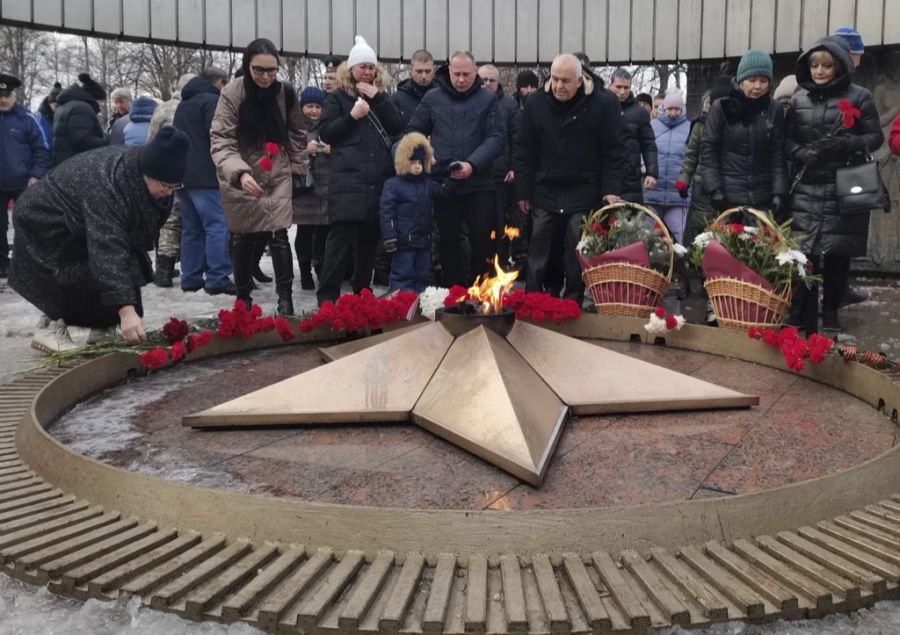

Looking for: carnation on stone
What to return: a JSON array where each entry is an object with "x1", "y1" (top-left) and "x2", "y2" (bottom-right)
[{"x1": 418, "y1": 286, "x2": 449, "y2": 320}]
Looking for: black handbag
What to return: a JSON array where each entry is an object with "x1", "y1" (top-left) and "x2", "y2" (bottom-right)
[{"x1": 835, "y1": 153, "x2": 888, "y2": 215}]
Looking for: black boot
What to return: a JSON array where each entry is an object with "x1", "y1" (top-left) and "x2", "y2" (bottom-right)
[
  {"x1": 252, "y1": 236, "x2": 273, "y2": 283},
  {"x1": 154, "y1": 255, "x2": 176, "y2": 287},
  {"x1": 230, "y1": 233, "x2": 256, "y2": 309},
  {"x1": 822, "y1": 309, "x2": 842, "y2": 332},
  {"x1": 299, "y1": 261, "x2": 315, "y2": 290},
  {"x1": 270, "y1": 229, "x2": 295, "y2": 316}
]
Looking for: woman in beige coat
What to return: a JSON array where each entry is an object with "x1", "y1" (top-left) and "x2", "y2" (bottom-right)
[{"x1": 210, "y1": 38, "x2": 306, "y2": 315}]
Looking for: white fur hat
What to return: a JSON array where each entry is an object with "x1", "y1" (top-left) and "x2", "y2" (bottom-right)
[{"x1": 347, "y1": 35, "x2": 377, "y2": 68}]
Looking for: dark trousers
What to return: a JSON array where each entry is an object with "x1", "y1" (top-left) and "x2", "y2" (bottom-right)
[
  {"x1": 232, "y1": 229, "x2": 293, "y2": 304},
  {"x1": 1, "y1": 189, "x2": 23, "y2": 266},
  {"x1": 434, "y1": 190, "x2": 497, "y2": 287},
  {"x1": 390, "y1": 248, "x2": 431, "y2": 292},
  {"x1": 60, "y1": 286, "x2": 143, "y2": 328},
  {"x1": 317, "y1": 221, "x2": 379, "y2": 305},
  {"x1": 527, "y1": 208, "x2": 586, "y2": 302},
  {"x1": 294, "y1": 224, "x2": 328, "y2": 275},
  {"x1": 796, "y1": 253, "x2": 849, "y2": 334}
]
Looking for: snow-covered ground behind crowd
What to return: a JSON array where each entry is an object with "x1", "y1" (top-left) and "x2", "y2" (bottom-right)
[{"x1": 2, "y1": 243, "x2": 900, "y2": 632}]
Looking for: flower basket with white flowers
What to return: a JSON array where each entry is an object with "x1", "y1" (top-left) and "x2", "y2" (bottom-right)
[
  {"x1": 691, "y1": 208, "x2": 810, "y2": 330},
  {"x1": 577, "y1": 202, "x2": 679, "y2": 318}
]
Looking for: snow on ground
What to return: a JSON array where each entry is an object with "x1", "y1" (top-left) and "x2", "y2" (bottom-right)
[{"x1": 2, "y1": 249, "x2": 900, "y2": 632}]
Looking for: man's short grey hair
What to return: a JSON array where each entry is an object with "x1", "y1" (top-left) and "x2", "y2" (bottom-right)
[
  {"x1": 450, "y1": 50, "x2": 476, "y2": 64},
  {"x1": 411, "y1": 49, "x2": 433, "y2": 64},
  {"x1": 478, "y1": 64, "x2": 500, "y2": 75},
  {"x1": 110, "y1": 87, "x2": 132, "y2": 101},
  {"x1": 551, "y1": 53, "x2": 582, "y2": 74},
  {"x1": 200, "y1": 68, "x2": 227, "y2": 84},
  {"x1": 611, "y1": 67, "x2": 632, "y2": 81}
]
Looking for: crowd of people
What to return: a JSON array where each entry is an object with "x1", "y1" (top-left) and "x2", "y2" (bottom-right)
[{"x1": 1, "y1": 25, "x2": 899, "y2": 354}]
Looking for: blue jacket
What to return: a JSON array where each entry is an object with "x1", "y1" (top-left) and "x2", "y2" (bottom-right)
[
  {"x1": 174, "y1": 76, "x2": 221, "y2": 188},
  {"x1": 123, "y1": 96, "x2": 157, "y2": 145},
  {"x1": 34, "y1": 98, "x2": 54, "y2": 150},
  {"x1": 644, "y1": 113, "x2": 691, "y2": 208},
  {"x1": 0, "y1": 103, "x2": 52, "y2": 191},
  {"x1": 406, "y1": 65, "x2": 505, "y2": 194},
  {"x1": 380, "y1": 175, "x2": 443, "y2": 249}
]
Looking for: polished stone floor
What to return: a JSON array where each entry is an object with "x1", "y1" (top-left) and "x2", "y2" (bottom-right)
[{"x1": 48, "y1": 335, "x2": 898, "y2": 510}]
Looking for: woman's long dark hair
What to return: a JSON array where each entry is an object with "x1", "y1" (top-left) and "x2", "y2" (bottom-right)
[{"x1": 238, "y1": 38, "x2": 287, "y2": 149}]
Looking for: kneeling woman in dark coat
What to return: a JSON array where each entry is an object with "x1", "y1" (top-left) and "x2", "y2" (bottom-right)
[
  {"x1": 786, "y1": 37, "x2": 883, "y2": 333},
  {"x1": 9, "y1": 126, "x2": 190, "y2": 353}
]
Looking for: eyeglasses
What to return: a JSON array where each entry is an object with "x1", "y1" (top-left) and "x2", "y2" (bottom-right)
[
  {"x1": 160, "y1": 181, "x2": 183, "y2": 191},
  {"x1": 251, "y1": 65, "x2": 279, "y2": 76}
]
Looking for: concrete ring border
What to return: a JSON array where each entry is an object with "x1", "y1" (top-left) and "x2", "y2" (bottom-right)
[{"x1": 13, "y1": 315, "x2": 900, "y2": 561}]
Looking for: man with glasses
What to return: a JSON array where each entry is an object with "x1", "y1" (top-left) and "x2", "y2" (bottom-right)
[
  {"x1": 477, "y1": 64, "x2": 524, "y2": 270},
  {"x1": 8, "y1": 126, "x2": 191, "y2": 353}
]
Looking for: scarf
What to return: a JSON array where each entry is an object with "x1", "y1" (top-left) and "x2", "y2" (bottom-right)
[{"x1": 238, "y1": 74, "x2": 287, "y2": 149}]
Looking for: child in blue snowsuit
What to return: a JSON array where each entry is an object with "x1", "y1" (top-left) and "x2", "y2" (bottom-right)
[{"x1": 379, "y1": 132, "x2": 450, "y2": 292}]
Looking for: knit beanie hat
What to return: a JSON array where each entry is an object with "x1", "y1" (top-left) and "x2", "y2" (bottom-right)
[
  {"x1": 47, "y1": 82, "x2": 63, "y2": 103},
  {"x1": 300, "y1": 86, "x2": 325, "y2": 105},
  {"x1": 516, "y1": 70, "x2": 539, "y2": 89},
  {"x1": 347, "y1": 35, "x2": 377, "y2": 68},
  {"x1": 833, "y1": 27, "x2": 864, "y2": 54},
  {"x1": 736, "y1": 48, "x2": 773, "y2": 82},
  {"x1": 139, "y1": 126, "x2": 190, "y2": 183},
  {"x1": 410, "y1": 146, "x2": 427, "y2": 163},
  {"x1": 78, "y1": 73, "x2": 107, "y2": 101},
  {"x1": 662, "y1": 89, "x2": 685, "y2": 111},
  {"x1": 773, "y1": 74, "x2": 798, "y2": 103}
]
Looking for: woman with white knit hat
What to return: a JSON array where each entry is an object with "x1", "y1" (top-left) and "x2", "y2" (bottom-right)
[{"x1": 316, "y1": 36, "x2": 403, "y2": 305}]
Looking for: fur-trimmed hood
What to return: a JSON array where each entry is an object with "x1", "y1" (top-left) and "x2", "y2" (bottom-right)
[
  {"x1": 335, "y1": 61, "x2": 393, "y2": 97},
  {"x1": 542, "y1": 68, "x2": 596, "y2": 97},
  {"x1": 394, "y1": 132, "x2": 433, "y2": 175}
]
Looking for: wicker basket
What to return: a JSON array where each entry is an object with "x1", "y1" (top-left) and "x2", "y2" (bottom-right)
[
  {"x1": 704, "y1": 208, "x2": 792, "y2": 331},
  {"x1": 579, "y1": 202, "x2": 673, "y2": 318}
]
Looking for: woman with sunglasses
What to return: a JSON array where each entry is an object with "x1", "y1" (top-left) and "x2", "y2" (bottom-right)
[{"x1": 211, "y1": 38, "x2": 307, "y2": 315}]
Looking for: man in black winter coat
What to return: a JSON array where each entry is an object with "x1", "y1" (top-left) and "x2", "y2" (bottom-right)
[
  {"x1": 609, "y1": 68, "x2": 658, "y2": 203},
  {"x1": 391, "y1": 49, "x2": 435, "y2": 127},
  {"x1": 514, "y1": 54, "x2": 625, "y2": 304},
  {"x1": 478, "y1": 64, "x2": 525, "y2": 267},
  {"x1": 52, "y1": 73, "x2": 108, "y2": 166},
  {"x1": 173, "y1": 68, "x2": 235, "y2": 295},
  {"x1": 406, "y1": 50, "x2": 506, "y2": 286}
]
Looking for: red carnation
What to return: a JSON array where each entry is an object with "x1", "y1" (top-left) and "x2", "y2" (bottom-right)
[
  {"x1": 728, "y1": 223, "x2": 745, "y2": 234},
  {"x1": 747, "y1": 326, "x2": 763, "y2": 340},
  {"x1": 265, "y1": 141, "x2": 280, "y2": 156},
  {"x1": 161, "y1": 317, "x2": 189, "y2": 344},
  {"x1": 655, "y1": 306, "x2": 665, "y2": 318},
  {"x1": 170, "y1": 341, "x2": 186, "y2": 361},
  {"x1": 837, "y1": 99, "x2": 861, "y2": 128},
  {"x1": 259, "y1": 156, "x2": 273, "y2": 172},
  {"x1": 139, "y1": 347, "x2": 169, "y2": 370},
  {"x1": 274, "y1": 316, "x2": 296, "y2": 341},
  {"x1": 664, "y1": 315, "x2": 678, "y2": 330}
]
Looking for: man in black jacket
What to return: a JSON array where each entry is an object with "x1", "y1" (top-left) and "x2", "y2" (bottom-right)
[
  {"x1": 51, "y1": 73, "x2": 108, "y2": 166},
  {"x1": 391, "y1": 49, "x2": 435, "y2": 127},
  {"x1": 173, "y1": 67, "x2": 235, "y2": 296},
  {"x1": 609, "y1": 68, "x2": 658, "y2": 203},
  {"x1": 407, "y1": 50, "x2": 505, "y2": 286},
  {"x1": 478, "y1": 64, "x2": 525, "y2": 268},
  {"x1": 514, "y1": 54, "x2": 625, "y2": 303}
]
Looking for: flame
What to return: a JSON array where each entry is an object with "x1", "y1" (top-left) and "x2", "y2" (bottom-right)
[
  {"x1": 503, "y1": 225, "x2": 521, "y2": 240},
  {"x1": 467, "y1": 255, "x2": 519, "y2": 314},
  {"x1": 490, "y1": 230, "x2": 497, "y2": 240}
]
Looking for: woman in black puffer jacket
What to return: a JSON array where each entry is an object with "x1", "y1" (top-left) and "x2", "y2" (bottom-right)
[{"x1": 786, "y1": 37, "x2": 883, "y2": 333}]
